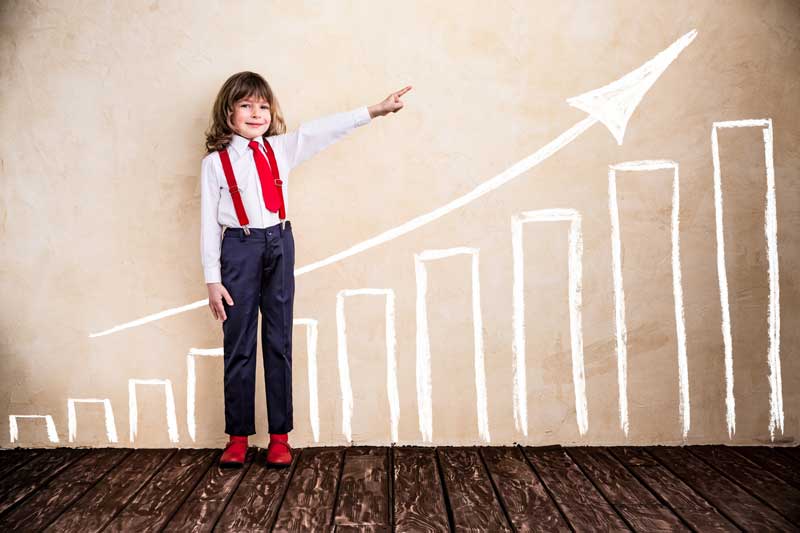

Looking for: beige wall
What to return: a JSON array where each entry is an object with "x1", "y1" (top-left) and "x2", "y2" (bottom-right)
[{"x1": 1, "y1": 0, "x2": 798, "y2": 449}]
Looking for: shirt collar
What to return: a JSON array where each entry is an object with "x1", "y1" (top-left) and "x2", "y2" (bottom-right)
[{"x1": 230, "y1": 132, "x2": 265, "y2": 157}]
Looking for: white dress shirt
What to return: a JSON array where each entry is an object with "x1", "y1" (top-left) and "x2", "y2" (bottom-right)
[{"x1": 200, "y1": 105, "x2": 372, "y2": 284}]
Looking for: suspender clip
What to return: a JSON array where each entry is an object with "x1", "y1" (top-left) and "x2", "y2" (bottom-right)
[{"x1": 242, "y1": 225, "x2": 250, "y2": 236}]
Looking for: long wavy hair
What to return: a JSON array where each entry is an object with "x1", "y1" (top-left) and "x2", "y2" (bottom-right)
[{"x1": 204, "y1": 71, "x2": 288, "y2": 154}]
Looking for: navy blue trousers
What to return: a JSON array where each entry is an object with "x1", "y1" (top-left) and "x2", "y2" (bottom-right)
[{"x1": 220, "y1": 220, "x2": 294, "y2": 435}]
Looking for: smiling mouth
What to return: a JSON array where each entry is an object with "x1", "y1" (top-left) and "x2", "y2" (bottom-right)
[{"x1": 247, "y1": 123, "x2": 264, "y2": 126}]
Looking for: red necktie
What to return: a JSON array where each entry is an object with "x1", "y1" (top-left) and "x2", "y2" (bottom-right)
[{"x1": 248, "y1": 140, "x2": 281, "y2": 213}]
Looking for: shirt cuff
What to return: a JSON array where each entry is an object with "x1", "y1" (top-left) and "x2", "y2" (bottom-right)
[
  {"x1": 353, "y1": 105, "x2": 372, "y2": 127},
  {"x1": 204, "y1": 267, "x2": 221, "y2": 284}
]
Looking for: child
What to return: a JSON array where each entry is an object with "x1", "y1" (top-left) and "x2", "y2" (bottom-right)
[{"x1": 200, "y1": 71, "x2": 411, "y2": 467}]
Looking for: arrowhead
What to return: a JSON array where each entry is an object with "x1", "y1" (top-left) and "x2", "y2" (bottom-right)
[{"x1": 567, "y1": 29, "x2": 698, "y2": 145}]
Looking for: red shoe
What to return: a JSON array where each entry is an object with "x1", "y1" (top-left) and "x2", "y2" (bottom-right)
[
  {"x1": 220, "y1": 435, "x2": 248, "y2": 467},
  {"x1": 266, "y1": 433, "x2": 292, "y2": 467}
]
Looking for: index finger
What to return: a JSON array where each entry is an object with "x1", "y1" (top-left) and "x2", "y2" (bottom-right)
[{"x1": 394, "y1": 85, "x2": 412, "y2": 97}]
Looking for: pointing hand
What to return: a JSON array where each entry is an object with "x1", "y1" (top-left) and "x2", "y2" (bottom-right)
[{"x1": 369, "y1": 86, "x2": 412, "y2": 118}]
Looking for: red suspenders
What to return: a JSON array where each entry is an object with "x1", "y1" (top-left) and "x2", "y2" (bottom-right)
[
  {"x1": 217, "y1": 138, "x2": 286, "y2": 235},
  {"x1": 217, "y1": 149, "x2": 250, "y2": 232}
]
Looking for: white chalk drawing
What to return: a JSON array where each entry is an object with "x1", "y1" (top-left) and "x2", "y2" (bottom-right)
[
  {"x1": 415, "y1": 247, "x2": 489, "y2": 443},
  {"x1": 89, "y1": 29, "x2": 697, "y2": 339},
  {"x1": 64, "y1": 27, "x2": 800, "y2": 447},
  {"x1": 128, "y1": 378, "x2": 179, "y2": 443},
  {"x1": 336, "y1": 289, "x2": 400, "y2": 443},
  {"x1": 608, "y1": 160, "x2": 690, "y2": 439},
  {"x1": 511, "y1": 209, "x2": 588, "y2": 437},
  {"x1": 4, "y1": 25, "x2": 784, "y2": 448},
  {"x1": 294, "y1": 318, "x2": 321, "y2": 443},
  {"x1": 712, "y1": 119, "x2": 782, "y2": 440},
  {"x1": 67, "y1": 398, "x2": 118, "y2": 443},
  {"x1": 9, "y1": 414, "x2": 59, "y2": 443},
  {"x1": 186, "y1": 347, "x2": 223, "y2": 442},
  {"x1": 90, "y1": 300, "x2": 207, "y2": 337}
]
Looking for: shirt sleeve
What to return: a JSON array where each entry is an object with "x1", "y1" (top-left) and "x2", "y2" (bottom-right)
[
  {"x1": 271, "y1": 105, "x2": 372, "y2": 171},
  {"x1": 200, "y1": 154, "x2": 223, "y2": 284}
]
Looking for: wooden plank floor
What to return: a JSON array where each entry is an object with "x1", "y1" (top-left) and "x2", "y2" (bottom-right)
[{"x1": 0, "y1": 445, "x2": 797, "y2": 532}]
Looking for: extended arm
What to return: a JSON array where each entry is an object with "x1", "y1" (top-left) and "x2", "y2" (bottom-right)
[
  {"x1": 273, "y1": 106, "x2": 372, "y2": 171},
  {"x1": 273, "y1": 85, "x2": 412, "y2": 171}
]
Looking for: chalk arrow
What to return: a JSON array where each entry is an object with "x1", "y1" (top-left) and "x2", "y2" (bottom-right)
[
  {"x1": 90, "y1": 29, "x2": 698, "y2": 338},
  {"x1": 567, "y1": 29, "x2": 697, "y2": 145}
]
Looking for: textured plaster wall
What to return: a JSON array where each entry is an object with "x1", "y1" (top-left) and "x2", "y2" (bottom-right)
[{"x1": 1, "y1": 0, "x2": 798, "y2": 449}]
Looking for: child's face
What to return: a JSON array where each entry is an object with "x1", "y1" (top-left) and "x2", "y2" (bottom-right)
[{"x1": 230, "y1": 95, "x2": 271, "y2": 139}]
